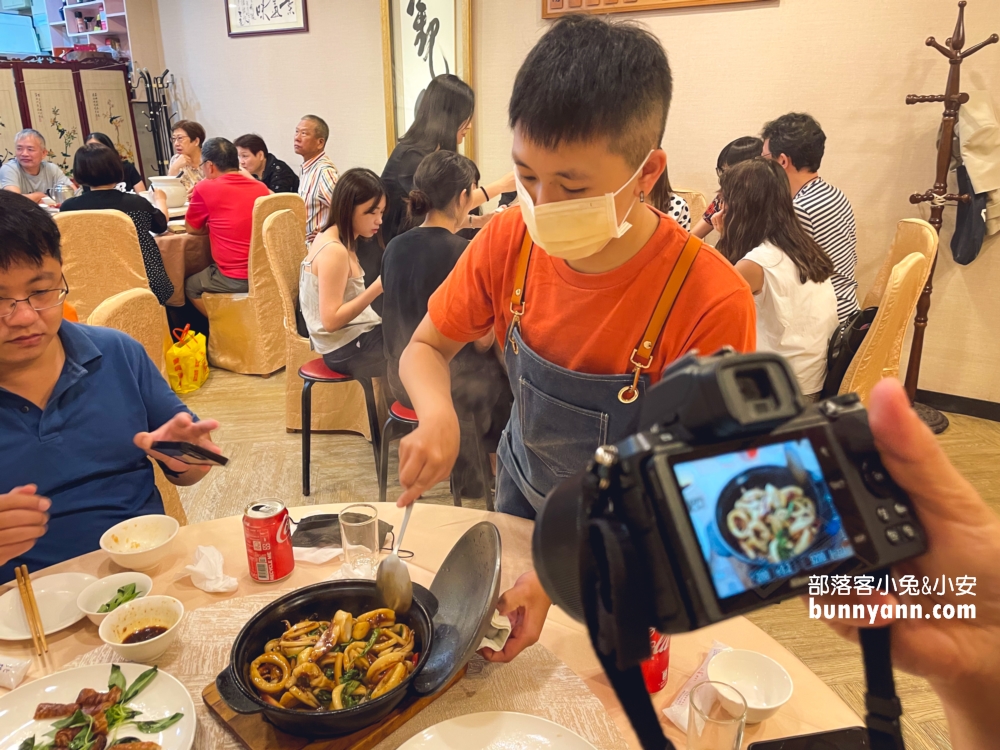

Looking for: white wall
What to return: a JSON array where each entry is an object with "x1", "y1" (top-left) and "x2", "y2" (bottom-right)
[
  {"x1": 155, "y1": 0, "x2": 387, "y2": 173},
  {"x1": 158, "y1": 0, "x2": 1000, "y2": 402}
]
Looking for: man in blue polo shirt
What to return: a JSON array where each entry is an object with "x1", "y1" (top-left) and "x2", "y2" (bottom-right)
[{"x1": 0, "y1": 192, "x2": 221, "y2": 583}]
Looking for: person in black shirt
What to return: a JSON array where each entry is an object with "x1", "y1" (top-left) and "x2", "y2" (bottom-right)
[
  {"x1": 382, "y1": 150, "x2": 512, "y2": 498},
  {"x1": 83, "y1": 133, "x2": 145, "y2": 193},
  {"x1": 60, "y1": 144, "x2": 173, "y2": 305},
  {"x1": 379, "y1": 74, "x2": 515, "y2": 244},
  {"x1": 234, "y1": 133, "x2": 300, "y2": 194}
]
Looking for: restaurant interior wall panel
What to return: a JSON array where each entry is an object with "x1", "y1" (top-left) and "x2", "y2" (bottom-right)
[{"x1": 154, "y1": 0, "x2": 387, "y2": 176}]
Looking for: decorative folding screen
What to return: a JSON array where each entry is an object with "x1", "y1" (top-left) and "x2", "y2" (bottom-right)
[
  {"x1": 0, "y1": 68, "x2": 22, "y2": 166},
  {"x1": 79, "y1": 69, "x2": 140, "y2": 167},
  {"x1": 21, "y1": 67, "x2": 83, "y2": 176}
]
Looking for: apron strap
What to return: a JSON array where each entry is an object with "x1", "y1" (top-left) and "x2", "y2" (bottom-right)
[
  {"x1": 619, "y1": 233, "x2": 703, "y2": 403},
  {"x1": 508, "y1": 229, "x2": 535, "y2": 353}
]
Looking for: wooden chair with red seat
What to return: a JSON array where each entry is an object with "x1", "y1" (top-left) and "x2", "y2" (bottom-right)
[
  {"x1": 299, "y1": 359, "x2": 381, "y2": 496},
  {"x1": 377, "y1": 401, "x2": 494, "y2": 510}
]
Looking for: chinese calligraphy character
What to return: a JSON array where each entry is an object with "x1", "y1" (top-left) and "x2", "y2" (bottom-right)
[{"x1": 407, "y1": 0, "x2": 451, "y2": 78}]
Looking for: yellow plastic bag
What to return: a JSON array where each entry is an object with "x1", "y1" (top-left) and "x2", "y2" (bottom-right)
[{"x1": 167, "y1": 325, "x2": 209, "y2": 394}]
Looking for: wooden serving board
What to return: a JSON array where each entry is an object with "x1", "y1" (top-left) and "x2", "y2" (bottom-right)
[{"x1": 203, "y1": 666, "x2": 468, "y2": 750}]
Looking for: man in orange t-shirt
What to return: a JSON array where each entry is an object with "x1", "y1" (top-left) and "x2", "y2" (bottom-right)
[{"x1": 396, "y1": 15, "x2": 755, "y2": 661}]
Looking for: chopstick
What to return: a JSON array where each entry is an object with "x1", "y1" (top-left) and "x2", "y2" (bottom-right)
[{"x1": 15, "y1": 565, "x2": 47, "y2": 656}]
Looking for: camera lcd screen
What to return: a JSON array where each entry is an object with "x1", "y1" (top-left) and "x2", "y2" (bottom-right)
[{"x1": 672, "y1": 437, "x2": 853, "y2": 599}]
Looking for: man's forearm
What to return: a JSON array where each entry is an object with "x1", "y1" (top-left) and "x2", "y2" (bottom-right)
[{"x1": 400, "y1": 340, "x2": 455, "y2": 420}]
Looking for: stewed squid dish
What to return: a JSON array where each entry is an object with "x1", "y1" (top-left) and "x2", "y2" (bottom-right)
[
  {"x1": 726, "y1": 483, "x2": 820, "y2": 563},
  {"x1": 249, "y1": 608, "x2": 417, "y2": 712}
]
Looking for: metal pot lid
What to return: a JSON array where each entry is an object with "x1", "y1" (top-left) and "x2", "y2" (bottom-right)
[{"x1": 414, "y1": 521, "x2": 502, "y2": 695}]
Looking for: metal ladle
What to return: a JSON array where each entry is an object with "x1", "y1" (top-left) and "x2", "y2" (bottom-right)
[{"x1": 376, "y1": 503, "x2": 413, "y2": 613}]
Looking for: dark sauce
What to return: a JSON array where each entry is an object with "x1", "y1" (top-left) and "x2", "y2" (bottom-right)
[{"x1": 123, "y1": 625, "x2": 168, "y2": 644}]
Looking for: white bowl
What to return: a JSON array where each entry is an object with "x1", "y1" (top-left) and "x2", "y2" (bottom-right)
[
  {"x1": 77, "y1": 572, "x2": 153, "y2": 626},
  {"x1": 100, "y1": 515, "x2": 179, "y2": 571},
  {"x1": 707, "y1": 649, "x2": 794, "y2": 724},
  {"x1": 148, "y1": 175, "x2": 188, "y2": 208},
  {"x1": 99, "y1": 595, "x2": 184, "y2": 663}
]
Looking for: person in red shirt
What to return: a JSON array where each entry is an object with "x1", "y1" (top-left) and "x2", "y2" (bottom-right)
[
  {"x1": 396, "y1": 15, "x2": 756, "y2": 662},
  {"x1": 184, "y1": 137, "x2": 270, "y2": 316}
]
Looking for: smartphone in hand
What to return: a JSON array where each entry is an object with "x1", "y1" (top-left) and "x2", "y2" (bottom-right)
[{"x1": 151, "y1": 441, "x2": 229, "y2": 467}]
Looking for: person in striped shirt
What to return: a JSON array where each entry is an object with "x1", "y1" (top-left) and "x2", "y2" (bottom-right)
[
  {"x1": 295, "y1": 115, "x2": 339, "y2": 242},
  {"x1": 762, "y1": 113, "x2": 859, "y2": 322}
]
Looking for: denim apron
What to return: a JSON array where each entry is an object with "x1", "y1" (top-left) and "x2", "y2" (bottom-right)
[{"x1": 495, "y1": 229, "x2": 703, "y2": 518}]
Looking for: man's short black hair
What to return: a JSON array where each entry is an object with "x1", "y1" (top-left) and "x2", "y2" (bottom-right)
[
  {"x1": 0, "y1": 191, "x2": 61, "y2": 270},
  {"x1": 234, "y1": 133, "x2": 268, "y2": 156},
  {"x1": 761, "y1": 113, "x2": 826, "y2": 172},
  {"x1": 73, "y1": 143, "x2": 125, "y2": 187},
  {"x1": 508, "y1": 14, "x2": 672, "y2": 168},
  {"x1": 202, "y1": 137, "x2": 240, "y2": 172}
]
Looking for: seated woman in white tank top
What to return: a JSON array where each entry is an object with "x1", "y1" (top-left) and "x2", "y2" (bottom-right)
[
  {"x1": 299, "y1": 168, "x2": 387, "y2": 380},
  {"x1": 714, "y1": 158, "x2": 838, "y2": 398}
]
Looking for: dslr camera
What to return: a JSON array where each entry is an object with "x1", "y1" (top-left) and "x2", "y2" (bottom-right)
[{"x1": 533, "y1": 351, "x2": 925, "y2": 749}]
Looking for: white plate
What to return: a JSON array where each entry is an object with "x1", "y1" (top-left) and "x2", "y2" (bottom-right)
[
  {"x1": 399, "y1": 711, "x2": 598, "y2": 749},
  {"x1": 0, "y1": 662, "x2": 196, "y2": 750},
  {"x1": 0, "y1": 573, "x2": 97, "y2": 640}
]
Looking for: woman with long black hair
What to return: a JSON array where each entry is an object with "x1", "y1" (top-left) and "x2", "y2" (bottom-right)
[
  {"x1": 715, "y1": 158, "x2": 838, "y2": 399},
  {"x1": 299, "y1": 168, "x2": 387, "y2": 379},
  {"x1": 379, "y1": 74, "x2": 514, "y2": 242}
]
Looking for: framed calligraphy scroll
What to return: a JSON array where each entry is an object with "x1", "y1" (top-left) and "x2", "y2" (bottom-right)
[
  {"x1": 79, "y1": 69, "x2": 143, "y2": 178},
  {"x1": 542, "y1": 0, "x2": 766, "y2": 17},
  {"x1": 380, "y1": 0, "x2": 474, "y2": 159},
  {"x1": 225, "y1": 0, "x2": 308, "y2": 38}
]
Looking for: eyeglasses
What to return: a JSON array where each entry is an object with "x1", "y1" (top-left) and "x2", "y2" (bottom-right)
[
  {"x1": 0, "y1": 278, "x2": 70, "y2": 318},
  {"x1": 171, "y1": 135, "x2": 190, "y2": 143}
]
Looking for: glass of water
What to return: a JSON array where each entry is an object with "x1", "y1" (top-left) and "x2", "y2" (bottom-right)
[
  {"x1": 339, "y1": 504, "x2": 379, "y2": 578},
  {"x1": 687, "y1": 680, "x2": 747, "y2": 750}
]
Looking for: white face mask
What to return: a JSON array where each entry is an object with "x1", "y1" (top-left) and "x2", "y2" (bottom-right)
[{"x1": 516, "y1": 152, "x2": 652, "y2": 261}]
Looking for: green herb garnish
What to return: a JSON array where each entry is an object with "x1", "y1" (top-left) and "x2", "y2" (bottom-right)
[
  {"x1": 359, "y1": 629, "x2": 379, "y2": 658},
  {"x1": 340, "y1": 669, "x2": 360, "y2": 684},
  {"x1": 97, "y1": 584, "x2": 140, "y2": 614}
]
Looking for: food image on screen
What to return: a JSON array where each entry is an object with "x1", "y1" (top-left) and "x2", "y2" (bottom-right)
[
  {"x1": 673, "y1": 438, "x2": 853, "y2": 599},
  {"x1": 727, "y1": 483, "x2": 819, "y2": 564}
]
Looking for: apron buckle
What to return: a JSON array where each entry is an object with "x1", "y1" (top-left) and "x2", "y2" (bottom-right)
[
  {"x1": 509, "y1": 303, "x2": 525, "y2": 355},
  {"x1": 619, "y1": 350, "x2": 651, "y2": 404}
]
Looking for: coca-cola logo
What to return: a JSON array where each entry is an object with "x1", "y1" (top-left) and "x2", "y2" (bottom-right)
[
  {"x1": 276, "y1": 516, "x2": 290, "y2": 544},
  {"x1": 649, "y1": 631, "x2": 670, "y2": 655}
]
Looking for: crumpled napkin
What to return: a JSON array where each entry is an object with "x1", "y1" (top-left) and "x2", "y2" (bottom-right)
[
  {"x1": 0, "y1": 655, "x2": 30, "y2": 689},
  {"x1": 184, "y1": 545, "x2": 238, "y2": 592},
  {"x1": 293, "y1": 546, "x2": 343, "y2": 564},
  {"x1": 478, "y1": 610, "x2": 512, "y2": 651},
  {"x1": 663, "y1": 640, "x2": 731, "y2": 731}
]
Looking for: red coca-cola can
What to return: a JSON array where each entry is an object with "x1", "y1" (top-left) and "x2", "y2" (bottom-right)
[
  {"x1": 640, "y1": 629, "x2": 671, "y2": 693},
  {"x1": 243, "y1": 499, "x2": 294, "y2": 583}
]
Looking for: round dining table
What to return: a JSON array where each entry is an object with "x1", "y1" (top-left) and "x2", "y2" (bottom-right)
[
  {"x1": 0, "y1": 504, "x2": 862, "y2": 748},
  {"x1": 154, "y1": 230, "x2": 213, "y2": 307}
]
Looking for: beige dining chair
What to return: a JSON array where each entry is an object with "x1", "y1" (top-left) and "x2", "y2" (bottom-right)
[
  {"x1": 55, "y1": 210, "x2": 151, "y2": 321},
  {"x1": 87, "y1": 288, "x2": 169, "y2": 379},
  {"x1": 152, "y1": 459, "x2": 188, "y2": 526},
  {"x1": 862, "y1": 219, "x2": 938, "y2": 309},
  {"x1": 839, "y1": 252, "x2": 933, "y2": 406},
  {"x1": 202, "y1": 193, "x2": 307, "y2": 376},
  {"x1": 673, "y1": 189, "x2": 709, "y2": 225},
  {"x1": 261, "y1": 209, "x2": 378, "y2": 438}
]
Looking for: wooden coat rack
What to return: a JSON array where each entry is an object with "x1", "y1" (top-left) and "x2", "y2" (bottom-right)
[{"x1": 903, "y1": 0, "x2": 998, "y2": 433}]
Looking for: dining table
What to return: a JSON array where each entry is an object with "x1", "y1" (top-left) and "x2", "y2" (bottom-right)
[
  {"x1": 155, "y1": 229, "x2": 213, "y2": 307},
  {"x1": 0, "y1": 503, "x2": 863, "y2": 748}
]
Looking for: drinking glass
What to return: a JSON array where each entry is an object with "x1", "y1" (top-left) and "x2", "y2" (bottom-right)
[
  {"x1": 687, "y1": 680, "x2": 747, "y2": 750},
  {"x1": 339, "y1": 504, "x2": 379, "y2": 578}
]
